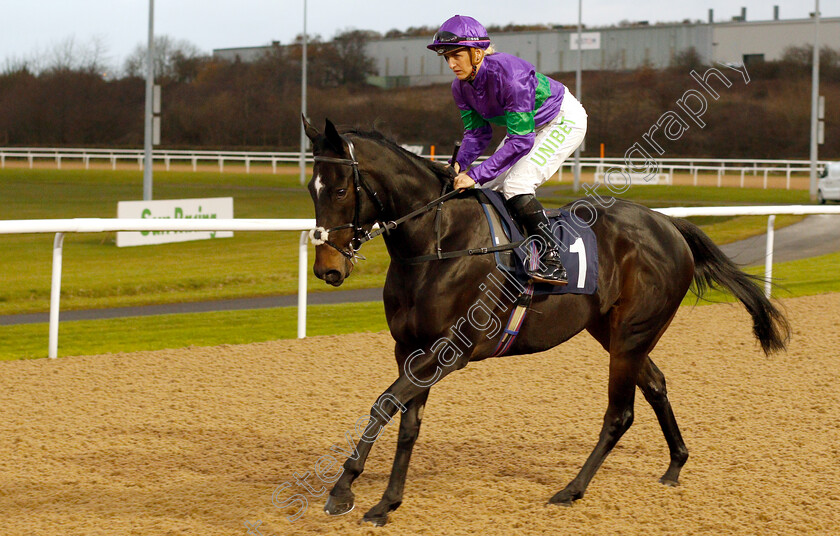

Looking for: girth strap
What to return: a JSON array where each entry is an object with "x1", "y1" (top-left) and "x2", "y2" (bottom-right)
[
  {"x1": 398, "y1": 240, "x2": 524, "y2": 265},
  {"x1": 491, "y1": 283, "x2": 535, "y2": 357}
]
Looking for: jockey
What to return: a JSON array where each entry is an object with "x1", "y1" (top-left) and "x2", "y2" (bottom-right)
[{"x1": 429, "y1": 15, "x2": 588, "y2": 285}]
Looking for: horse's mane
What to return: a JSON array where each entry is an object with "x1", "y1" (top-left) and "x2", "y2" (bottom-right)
[{"x1": 342, "y1": 127, "x2": 453, "y2": 185}]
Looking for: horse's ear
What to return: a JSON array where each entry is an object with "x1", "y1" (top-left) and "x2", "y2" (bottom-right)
[
  {"x1": 324, "y1": 118, "x2": 345, "y2": 155},
  {"x1": 302, "y1": 114, "x2": 320, "y2": 142}
]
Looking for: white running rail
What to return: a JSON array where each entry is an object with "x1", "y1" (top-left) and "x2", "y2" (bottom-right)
[{"x1": 0, "y1": 148, "x2": 830, "y2": 190}]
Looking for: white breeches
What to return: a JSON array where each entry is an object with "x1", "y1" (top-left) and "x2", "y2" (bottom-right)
[{"x1": 482, "y1": 90, "x2": 588, "y2": 199}]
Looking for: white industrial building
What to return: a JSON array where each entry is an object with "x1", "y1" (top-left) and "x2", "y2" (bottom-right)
[{"x1": 214, "y1": 9, "x2": 839, "y2": 88}]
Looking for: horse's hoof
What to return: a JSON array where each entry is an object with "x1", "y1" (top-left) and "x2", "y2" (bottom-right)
[
  {"x1": 361, "y1": 501, "x2": 394, "y2": 527},
  {"x1": 659, "y1": 476, "x2": 680, "y2": 487},
  {"x1": 360, "y1": 514, "x2": 389, "y2": 527},
  {"x1": 547, "y1": 488, "x2": 583, "y2": 506},
  {"x1": 324, "y1": 494, "x2": 355, "y2": 516}
]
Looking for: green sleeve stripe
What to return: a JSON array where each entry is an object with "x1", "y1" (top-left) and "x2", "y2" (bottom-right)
[
  {"x1": 505, "y1": 111, "x2": 536, "y2": 136},
  {"x1": 534, "y1": 73, "x2": 552, "y2": 110},
  {"x1": 487, "y1": 115, "x2": 506, "y2": 127},
  {"x1": 460, "y1": 109, "x2": 489, "y2": 130}
]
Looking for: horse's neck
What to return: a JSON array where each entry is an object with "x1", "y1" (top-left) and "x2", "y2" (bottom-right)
[
  {"x1": 368, "y1": 159, "x2": 451, "y2": 260},
  {"x1": 380, "y1": 176, "x2": 481, "y2": 262},
  {"x1": 354, "y1": 139, "x2": 484, "y2": 261},
  {"x1": 378, "y1": 165, "x2": 445, "y2": 219}
]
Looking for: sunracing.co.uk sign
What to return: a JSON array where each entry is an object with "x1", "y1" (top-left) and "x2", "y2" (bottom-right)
[{"x1": 116, "y1": 197, "x2": 234, "y2": 247}]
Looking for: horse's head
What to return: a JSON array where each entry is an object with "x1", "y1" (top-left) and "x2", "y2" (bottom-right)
[{"x1": 303, "y1": 117, "x2": 381, "y2": 286}]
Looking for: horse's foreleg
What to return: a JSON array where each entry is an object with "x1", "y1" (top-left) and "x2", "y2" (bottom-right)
[
  {"x1": 324, "y1": 376, "x2": 428, "y2": 517},
  {"x1": 549, "y1": 352, "x2": 640, "y2": 505},
  {"x1": 361, "y1": 390, "x2": 430, "y2": 526},
  {"x1": 637, "y1": 356, "x2": 688, "y2": 485}
]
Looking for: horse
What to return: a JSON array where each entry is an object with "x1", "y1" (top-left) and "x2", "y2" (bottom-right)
[{"x1": 301, "y1": 118, "x2": 789, "y2": 526}]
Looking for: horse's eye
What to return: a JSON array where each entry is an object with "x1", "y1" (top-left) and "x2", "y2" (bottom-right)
[{"x1": 336, "y1": 188, "x2": 348, "y2": 199}]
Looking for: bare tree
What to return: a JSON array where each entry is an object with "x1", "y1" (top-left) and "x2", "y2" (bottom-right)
[
  {"x1": 123, "y1": 36, "x2": 205, "y2": 81},
  {"x1": 1, "y1": 56, "x2": 35, "y2": 76},
  {"x1": 42, "y1": 35, "x2": 110, "y2": 74}
]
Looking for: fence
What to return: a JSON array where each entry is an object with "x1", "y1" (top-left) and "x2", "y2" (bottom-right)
[
  {"x1": 0, "y1": 148, "x2": 830, "y2": 190},
  {"x1": 570, "y1": 157, "x2": 832, "y2": 190},
  {"x1": 1, "y1": 205, "x2": 839, "y2": 359},
  {"x1": 0, "y1": 148, "x2": 304, "y2": 173}
]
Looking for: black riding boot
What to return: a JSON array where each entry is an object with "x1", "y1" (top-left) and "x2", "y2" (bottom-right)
[{"x1": 506, "y1": 194, "x2": 568, "y2": 285}]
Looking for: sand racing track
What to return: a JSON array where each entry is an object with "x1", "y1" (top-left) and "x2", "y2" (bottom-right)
[{"x1": 1, "y1": 294, "x2": 838, "y2": 536}]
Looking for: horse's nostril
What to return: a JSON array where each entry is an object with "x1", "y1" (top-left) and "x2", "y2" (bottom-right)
[{"x1": 324, "y1": 270, "x2": 343, "y2": 286}]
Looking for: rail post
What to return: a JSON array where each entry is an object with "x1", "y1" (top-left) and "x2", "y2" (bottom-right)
[
  {"x1": 764, "y1": 215, "x2": 776, "y2": 299},
  {"x1": 298, "y1": 231, "x2": 308, "y2": 338},
  {"x1": 49, "y1": 233, "x2": 66, "y2": 359}
]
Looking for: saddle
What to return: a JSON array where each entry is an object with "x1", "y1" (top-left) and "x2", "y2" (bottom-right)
[{"x1": 475, "y1": 190, "x2": 599, "y2": 297}]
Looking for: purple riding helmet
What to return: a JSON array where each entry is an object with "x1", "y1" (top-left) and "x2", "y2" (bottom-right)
[{"x1": 427, "y1": 15, "x2": 491, "y2": 55}]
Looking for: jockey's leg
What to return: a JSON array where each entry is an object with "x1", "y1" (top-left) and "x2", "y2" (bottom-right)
[
  {"x1": 505, "y1": 194, "x2": 568, "y2": 285},
  {"x1": 494, "y1": 92, "x2": 587, "y2": 286}
]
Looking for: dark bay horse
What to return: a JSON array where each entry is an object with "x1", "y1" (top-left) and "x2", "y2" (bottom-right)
[{"x1": 302, "y1": 118, "x2": 789, "y2": 526}]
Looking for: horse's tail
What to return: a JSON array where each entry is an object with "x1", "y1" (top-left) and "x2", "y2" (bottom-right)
[{"x1": 670, "y1": 216, "x2": 790, "y2": 355}]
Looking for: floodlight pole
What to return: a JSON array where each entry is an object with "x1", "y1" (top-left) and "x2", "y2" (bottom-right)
[
  {"x1": 143, "y1": 0, "x2": 155, "y2": 200},
  {"x1": 809, "y1": 0, "x2": 820, "y2": 202},
  {"x1": 573, "y1": 0, "x2": 582, "y2": 193},
  {"x1": 299, "y1": 0, "x2": 308, "y2": 186}
]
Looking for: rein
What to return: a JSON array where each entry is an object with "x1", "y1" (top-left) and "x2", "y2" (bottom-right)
[{"x1": 309, "y1": 137, "x2": 522, "y2": 264}]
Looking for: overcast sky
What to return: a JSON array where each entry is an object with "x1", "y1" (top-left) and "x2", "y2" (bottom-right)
[{"x1": 1, "y1": 0, "x2": 834, "y2": 71}]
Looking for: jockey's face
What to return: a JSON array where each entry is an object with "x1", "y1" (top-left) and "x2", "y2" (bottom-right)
[{"x1": 444, "y1": 48, "x2": 481, "y2": 81}]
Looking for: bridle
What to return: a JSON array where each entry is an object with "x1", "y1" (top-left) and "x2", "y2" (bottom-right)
[
  {"x1": 309, "y1": 138, "x2": 386, "y2": 261},
  {"x1": 310, "y1": 137, "x2": 516, "y2": 265}
]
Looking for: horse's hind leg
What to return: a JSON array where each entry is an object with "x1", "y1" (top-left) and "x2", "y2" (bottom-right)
[
  {"x1": 551, "y1": 291, "x2": 684, "y2": 506},
  {"x1": 362, "y1": 390, "x2": 430, "y2": 526},
  {"x1": 548, "y1": 345, "x2": 642, "y2": 505},
  {"x1": 637, "y1": 356, "x2": 688, "y2": 485}
]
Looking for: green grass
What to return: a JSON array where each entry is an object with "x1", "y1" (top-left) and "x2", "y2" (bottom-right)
[{"x1": 0, "y1": 301, "x2": 388, "y2": 360}]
